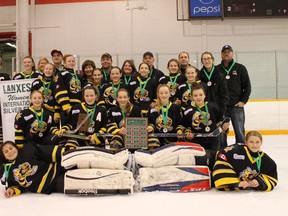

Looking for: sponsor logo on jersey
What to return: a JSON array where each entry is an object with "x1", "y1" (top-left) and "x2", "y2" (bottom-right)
[{"x1": 233, "y1": 153, "x2": 245, "y2": 160}]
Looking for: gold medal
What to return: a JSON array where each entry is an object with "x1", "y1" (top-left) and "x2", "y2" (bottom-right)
[
  {"x1": 163, "y1": 128, "x2": 168, "y2": 133},
  {"x1": 205, "y1": 126, "x2": 210, "y2": 132},
  {"x1": 207, "y1": 81, "x2": 212, "y2": 86},
  {"x1": 39, "y1": 132, "x2": 43, "y2": 137}
]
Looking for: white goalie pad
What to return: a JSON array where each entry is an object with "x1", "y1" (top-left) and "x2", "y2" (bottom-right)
[
  {"x1": 62, "y1": 147, "x2": 129, "y2": 170},
  {"x1": 64, "y1": 169, "x2": 134, "y2": 195},
  {"x1": 138, "y1": 165, "x2": 211, "y2": 192},
  {"x1": 134, "y1": 142, "x2": 206, "y2": 168}
]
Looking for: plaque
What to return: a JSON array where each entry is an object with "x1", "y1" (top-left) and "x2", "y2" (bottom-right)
[
  {"x1": 125, "y1": 117, "x2": 148, "y2": 149},
  {"x1": 77, "y1": 113, "x2": 90, "y2": 133}
]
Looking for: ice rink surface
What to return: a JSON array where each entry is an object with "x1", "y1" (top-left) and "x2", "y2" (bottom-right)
[{"x1": 0, "y1": 135, "x2": 287, "y2": 216}]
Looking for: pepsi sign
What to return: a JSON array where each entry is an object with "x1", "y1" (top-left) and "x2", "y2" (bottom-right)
[{"x1": 189, "y1": 0, "x2": 223, "y2": 18}]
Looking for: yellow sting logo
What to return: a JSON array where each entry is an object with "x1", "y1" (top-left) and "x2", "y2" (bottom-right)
[{"x1": 13, "y1": 162, "x2": 38, "y2": 187}]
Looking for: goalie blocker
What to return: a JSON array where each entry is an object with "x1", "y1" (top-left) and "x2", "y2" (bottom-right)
[{"x1": 64, "y1": 169, "x2": 134, "y2": 195}]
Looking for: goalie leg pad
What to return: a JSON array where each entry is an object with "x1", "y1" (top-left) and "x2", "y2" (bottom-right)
[
  {"x1": 64, "y1": 169, "x2": 134, "y2": 195},
  {"x1": 134, "y1": 143, "x2": 205, "y2": 168},
  {"x1": 137, "y1": 165, "x2": 211, "y2": 192},
  {"x1": 62, "y1": 147, "x2": 129, "y2": 170}
]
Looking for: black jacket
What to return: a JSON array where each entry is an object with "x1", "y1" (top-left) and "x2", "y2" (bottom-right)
[{"x1": 217, "y1": 60, "x2": 251, "y2": 106}]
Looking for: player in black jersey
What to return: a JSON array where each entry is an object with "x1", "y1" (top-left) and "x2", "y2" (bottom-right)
[
  {"x1": 107, "y1": 88, "x2": 141, "y2": 150},
  {"x1": 177, "y1": 65, "x2": 208, "y2": 110},
  {"x1": 14, "y1": 91, "x2": 59, "y2": 148},
  {"x1": 147, "y1": 84, "x2": 182, "y2": 149},
  {"x1": 13, "y1": 56, "x2": 42, "y2": 80},
  {"x1": 55, "y1": 54, "x2": 84, "y2": 115},
  {"x1": 31, "y1": 63, "x2": 60, "y2": 123},
  {"x1": 64, "y1": 86, "x2": 107, "y2": 147},
  {"x1": 177, "y1": 84, "x2": 229, "y2": 169},
  {"x1": 98, "y1": 66, "x2": 128, "y2": 109},
  {"x1": 159, "y1": 59, "x2": 186, "y2": 105},
  {"x1": 0, "y1": 141, "x2": 67, "y2": 197},
  {"x1": 213, "y1": 131, "x2": 277, "y2": 191},
  {"x1": 130, "y1": 63, "x2": 156, "y2": 117}
]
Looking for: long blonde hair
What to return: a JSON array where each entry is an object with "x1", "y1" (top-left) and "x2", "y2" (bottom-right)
[{"x1": 151, "y1": 84, "x2": 170, "y2": 112}]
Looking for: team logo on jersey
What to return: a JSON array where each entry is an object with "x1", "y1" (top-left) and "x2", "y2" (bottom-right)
[
  {"x1": 156, "y1": 115, "x2": 173, "y2": 132},
  {"x1": 167, "y1": 82, "x2": 179, "y2": 96},
  {"x1": 103, "y1": 87, "x2": 117, "y2": 106},
  {"x1": 192, "y1": 111, "x2": 212, "y2": 130},
  {"x1": 30, "y1": 120, "x2": 48, "y2": 135},
  {"x1": 15, "y1": 112, "x2": 22, "y2": 121},
  {"x1": 69, "y1": 78, "x2": 81, "y2": 93},
  {"x1": 182, "y1": 90, "x2": 192, "y2": 104},
  {"x1": 134, "y1": 88, "x2": 150, "y2": 102},
  {"x1": 38, "y1": 86, "x2": 53, "y2": 102},
  {"x1": 239, "y1": 167, "x2": 258, "y2": 181},
  {"x1": 13, "y1": 162, "x2": 38, "y2": 187}
]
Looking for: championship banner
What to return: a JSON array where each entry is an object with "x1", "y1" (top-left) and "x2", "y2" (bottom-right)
[{"x1": 0, "y1": 79, "x2": 35, "y2": 142}]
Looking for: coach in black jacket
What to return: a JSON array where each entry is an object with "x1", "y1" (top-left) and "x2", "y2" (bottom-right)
[{"x1": 217, "y1": 45, "x2": 251, "y2": 145}]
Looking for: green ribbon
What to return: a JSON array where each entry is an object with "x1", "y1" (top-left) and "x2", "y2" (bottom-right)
[
  {"x1": 169, "y1": 73, "x2": 180, "y2": 89},
  {"x1": 123, "y1": 75, "x2": 132, "y2": 85},
  {"x1": 161, "y1": 104, "x2": 169, "y2": 125},
  {"x1": 203, "y1": 66, "x2": 215, "y2": 82},
  {"x1": 138, "y1": 77, "x2": 150, "y2": 94},
  {"x1": 71, "y1": 73, "x2": 79, "y2": 86},
  {"x1": 195, "y1": 103, "x2": 209, "y2": 126},
  {"x1": 42, "y1": 81, "x2": 51, "y2": 99},
  {"x1": 33, "y1": 108, "x2": 44, "y2": 130},
  {"x1": 222, "y1": 60, "x2": 236, "y2": 76},
  {"x1": 253, "y1": 152, "x2": 262, "y2": 172},
  {"x1": 4, "y1": 162, "x2": 15, "y2": 188},
  {"x1": 111, "y1": 82, "x2": 121, "y2": 98},
  {"x1": 84, "y1": 105, "x2": 97, "y2": 126}
]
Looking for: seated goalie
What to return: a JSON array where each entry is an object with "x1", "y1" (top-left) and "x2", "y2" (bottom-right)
[{"x1": 0, "y1": 142, "x2": 134, "y2": 197}]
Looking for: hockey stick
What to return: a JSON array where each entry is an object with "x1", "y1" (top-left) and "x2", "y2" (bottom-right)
[
  {"x1": 60, "y1": 133, "x2": 90, "y2": 140},
  {"x1": 61, "y1": 117, "x2": 230, "y2": 139},
  {"x1": 66, "y1": 112, "x2": 92, "y2": 134},
  {"x1": 149, "y1": 117, "x2": 230, "y2": 138}
]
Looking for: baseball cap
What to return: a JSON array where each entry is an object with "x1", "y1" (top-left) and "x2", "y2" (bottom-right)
[
  {"x1": 51, "y1": 49, "x2": 63, "y2": 56},
  {"x1": 221, "y1": 45, "x2": 233, "y2": 52},
  {"x1": 143, "y1": 51, "x2": 154, "y2": 58},
  {"x1": 101, "y1": 53, "x2": 112, "y2": 60}
]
